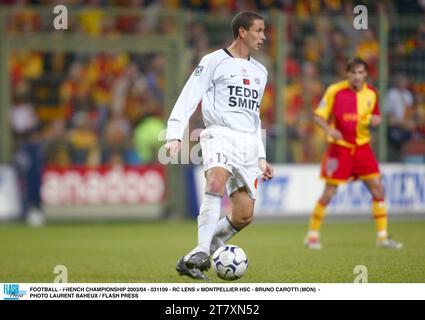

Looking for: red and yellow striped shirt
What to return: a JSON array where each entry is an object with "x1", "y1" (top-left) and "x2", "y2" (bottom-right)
[{"x1": 315, "y1": 80, "x2": 380, "y2": 147}]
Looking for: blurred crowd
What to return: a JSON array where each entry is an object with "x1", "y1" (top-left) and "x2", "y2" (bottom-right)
[
  {"x1": 10, "y1": 52, "x2": 166, "y2": 167},
  {"x1": 3, "y1": 0, "x2": 425, "y2": 166}
]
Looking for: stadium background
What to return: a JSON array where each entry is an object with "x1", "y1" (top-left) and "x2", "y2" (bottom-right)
[{"x1": 0, "y1": 0, "x2": 424, "y2": 283}]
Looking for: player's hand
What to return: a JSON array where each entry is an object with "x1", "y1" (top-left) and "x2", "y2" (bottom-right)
[
  {"x1": 259, "y1": 159, "x2": 273, "y2": 182},
  {"x1": 328, "y1": 129, "x2": 343, "y2": 141},
  {"x1": 165, "y1": 139, "x2": 182, "y2": 158},
  {"x1": 370, "y1": 115, "x2": 381, "y2": 127}
]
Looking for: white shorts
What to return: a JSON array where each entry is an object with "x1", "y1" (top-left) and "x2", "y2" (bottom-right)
[{"x1": 200, "y1": 125, "x2": 261, "y2": 199}]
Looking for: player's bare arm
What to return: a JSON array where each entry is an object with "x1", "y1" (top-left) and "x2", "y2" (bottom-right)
[{"x1": 314, "y1": 114, "x2": 343, "y2": 141}]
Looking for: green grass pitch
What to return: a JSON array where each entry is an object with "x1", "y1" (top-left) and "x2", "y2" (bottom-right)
[{"x1": 0, "y1": 219, "x2": 424, "y2": 283}]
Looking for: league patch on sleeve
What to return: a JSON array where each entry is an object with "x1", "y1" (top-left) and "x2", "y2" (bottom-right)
[{"x1": 193, "y1": 65, "x2": 204, "y2": 76}]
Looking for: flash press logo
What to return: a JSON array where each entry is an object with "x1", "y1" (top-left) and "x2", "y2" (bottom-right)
[{"x1": 3, "y1": 284, "x2": 27, "y2": 300}]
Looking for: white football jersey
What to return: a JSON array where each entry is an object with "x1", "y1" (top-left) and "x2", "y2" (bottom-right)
[{"x1": 166, "y1": 48, "x2": 268, "y2": 158}]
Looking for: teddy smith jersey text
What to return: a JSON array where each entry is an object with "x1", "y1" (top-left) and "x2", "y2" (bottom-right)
[{"x1": 166, "y1": 48, "x2": 268, "y2": 158}]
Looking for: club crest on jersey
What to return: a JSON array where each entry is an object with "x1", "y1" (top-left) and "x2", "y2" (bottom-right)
[
  {"x1": 193, "y1": 65, "x2": 204, "y2": 76},
  {"x1": 243, "y1": 78, "x2": 250, "y2": 85},
  {"x1": 326, "y1": 158, "x2": 339, "y2": 176},
  {"x1": 367, "y1": 100, "x2": 372, "y2": 108}
]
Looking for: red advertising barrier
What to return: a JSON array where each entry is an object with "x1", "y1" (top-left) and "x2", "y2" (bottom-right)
[{"x1": 42, "y1": 165, "x2": 166, "y2": 205}]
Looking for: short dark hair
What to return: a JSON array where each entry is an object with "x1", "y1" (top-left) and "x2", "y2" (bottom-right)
[
  {"x1": 231, "y1": 11, "x2": 264, "y2": 39},
  {"x1": 346, "y1": 57, "x2": 368, "y2": 72}
]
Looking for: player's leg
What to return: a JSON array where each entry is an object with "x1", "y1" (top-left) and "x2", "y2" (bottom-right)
[
  {"x1": 355, "y1": 144, "x2": 402, "y2": 249},
  {"x1": 305, "y1": 143, "x2": 352, "y2": 249},
  {"x1": 305, "y1": 183, "x2": 338, "y2": 249},
  {"x1": 209, "y1": 137, "x2": 259, "y2": 256},
  {"x1": 362, "y1": 177, "x2": 403, "y2": 249},
  {"x1": 209, "y1": 187, "x2": 255, "y2": 255},
  {"x1": 177, "y1": 166, "x2": 229, "y2": 279},
  {"x1": 182, "y1": 167, "x2": 230, "y2": 273},
  {"x1": 177, "y1": 127, "x2": 234, "y2": 279},
  {"x1": 229, "y1": 187, "x2": 255, "y2": 229}
]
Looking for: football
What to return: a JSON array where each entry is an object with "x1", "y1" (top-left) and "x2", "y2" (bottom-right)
[{"x1": 212, "y1": 245, "x2": 248, "y2": 281}]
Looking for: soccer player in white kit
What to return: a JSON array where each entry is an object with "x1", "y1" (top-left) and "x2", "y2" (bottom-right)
[{"x1": 165, "y1": 11, "x2": 273, "y2": 280}]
